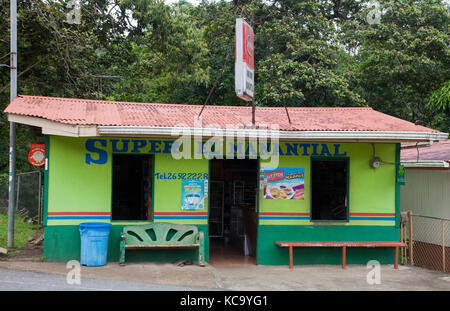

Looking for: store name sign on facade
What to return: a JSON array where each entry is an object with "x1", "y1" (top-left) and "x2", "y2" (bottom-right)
[{"x1": 85, "y1": 139, "x2": 347, "y2": 165}]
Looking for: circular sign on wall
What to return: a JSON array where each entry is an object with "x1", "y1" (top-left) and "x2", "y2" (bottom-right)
[{"x1": 28, "y1": 148, "x2": 45, "y2": 167}]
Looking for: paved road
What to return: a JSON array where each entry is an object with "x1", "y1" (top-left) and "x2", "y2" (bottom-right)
[{"x1": 0, "y1": 268, "x2": 220, "y2": 291}]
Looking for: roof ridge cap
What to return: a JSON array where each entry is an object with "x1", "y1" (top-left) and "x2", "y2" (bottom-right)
[{"x1": 17, "y1": 95, "x2": 373, "y2": 110}]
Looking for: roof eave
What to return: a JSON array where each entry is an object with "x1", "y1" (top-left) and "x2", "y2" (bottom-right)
[
  {"x1": 6, "y1": 113, "x2": 449, "y2": 142},
  {"x1": 7, "y1": 114, "x2": 97, "y2": 137},
  {"x1": 97, "y1": 126, "x2": 449, "y2": 143},
  {"x1": 402, "y1": 160, "x2": 450, "y2": 168}
]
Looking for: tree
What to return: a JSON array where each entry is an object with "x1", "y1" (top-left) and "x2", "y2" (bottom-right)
[
  {"x1": 349, "y1": 0, "x2": 449, "y2": 131},
  {"x1": 428, "y1": 80, "x2": 450, "y2": 111},
  {"x1": 0, "y1": 0, "x2": 134, "y2": 179}
]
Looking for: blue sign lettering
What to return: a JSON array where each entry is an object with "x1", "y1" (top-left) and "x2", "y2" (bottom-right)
[
  {"x1": 284, "y1": 143, "x2": 298, "y2": 156},
  {"x1": 333, "y1": 144, "x2": 347, "y2": 157},
  {"x1": 320, "y1": 144, "x2": 331, "y2": 157},
  {"x1": 148, "y1": 140, "x2": 162, "y2": 153},
  {"x1": 84, "y1": 139, "x2": 347, "y2": 164},
  {"x1": 163, "y1": 140, "x2": 174, "y2": 154},
  {"x1": 111, "y1": 139, "x2": 129, "y2": 152},
  {"x1": 85, "y1": 139, "x2": 107, "y2": 165},
  {"x1": 131, "y1": 140, "x2": 147, "y2": 153},
  {"x1": 298, "y1": 143, "x2": 310, "y2": 156}
]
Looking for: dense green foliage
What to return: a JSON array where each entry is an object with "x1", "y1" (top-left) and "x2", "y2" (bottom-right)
[{"x1": 0, "y1": 0, "x2": 449, "y2": 179}]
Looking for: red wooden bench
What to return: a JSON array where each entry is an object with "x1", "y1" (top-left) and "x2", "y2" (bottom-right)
[{"x1": 276, "y1": 241, "x2": 407, "y2": 269}]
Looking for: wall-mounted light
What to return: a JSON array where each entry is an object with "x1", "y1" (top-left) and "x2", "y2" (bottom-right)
[{"x1": 370, "y1": 157, "x2": 381, "y2": 169}]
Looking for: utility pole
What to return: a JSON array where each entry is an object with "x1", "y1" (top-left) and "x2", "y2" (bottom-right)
[{"x1": 8, "y1": 0, "x2": 17, "y2": 248}]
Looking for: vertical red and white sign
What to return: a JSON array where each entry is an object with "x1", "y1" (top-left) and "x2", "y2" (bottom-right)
[{"x1": 235, "y1": 18, "x2": 254, "y2": 101}]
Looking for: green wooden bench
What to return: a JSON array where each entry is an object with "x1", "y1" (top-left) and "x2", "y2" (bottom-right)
[{"x1": 119, "y1": 222, "x2": 205, "y2": 266}]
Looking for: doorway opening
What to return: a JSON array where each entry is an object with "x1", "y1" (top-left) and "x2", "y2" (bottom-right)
[
  {"x1": 209, "y1": 159, "x2": 258, "y2": 266},
  {"x1": 112, "y1": 154, "x2": 153, "y2": 221}
]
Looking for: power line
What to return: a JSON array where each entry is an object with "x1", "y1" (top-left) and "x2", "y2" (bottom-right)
[
  {"x1": 259, "y1": 17, "x2": 291, "y2": 124},
  {"x1": 197, "y1": 0, "x2": 243, "y2": 119},
  {"x1": 197, "y1": 44, "x2": 234, "y2": 118},
  {"x1": 198, "y1": 2, "x2": 292, "y2": 125}
]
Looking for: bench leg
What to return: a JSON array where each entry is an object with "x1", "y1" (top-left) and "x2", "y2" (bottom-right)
[
  {"x1": 119, "y1": 251, "x2": 125, "y2": 266},
  {"x1": 289, "y1": 246, "x2": 293, "y2": 269},
  {"x1": 198, "y1": 247, "x2": 205, "y2": 267},
  {"x1": 394, "y1": 246, "x2": 399, "y2": 269},
  {"x1": 119, "y1": 238, "x2": 125, "y2": 266},
  {"x1": 198, "y1": 231, "x2": 205, "y2": 267},
  {"x1": 342, "y1": 246, "x2": 346, "y2": 269}
]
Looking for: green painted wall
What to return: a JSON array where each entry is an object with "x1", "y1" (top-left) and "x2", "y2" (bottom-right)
[
  {"x1": 44, "y1": 136, "x2": 399, "y2": 265},
  {"x1": 256, "y1": 142, "x2": 398, "y2": 265},
  {"x1": 47, "y1": 136, "x2": 208, "y2": 226},
  {"x1": 47, "y1": 137, "x2": 111, "y2": 226},
  {"x1": 44, "y1": 136, "x2": 209, "y2": 262},
  {"x1": 258, "y1": 142, "x2": 396, "y2": 226}
]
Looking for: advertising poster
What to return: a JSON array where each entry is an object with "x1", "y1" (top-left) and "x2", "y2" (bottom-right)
[
  {"x1": 181, "y1": 179, "x2": 205, "y2": 210},
  {"x1": 262, "y1": 168, "x2": 305, "y2": 200},
  {"x1": 397, "y1": 165, "x2": 406, "y2": 185}
]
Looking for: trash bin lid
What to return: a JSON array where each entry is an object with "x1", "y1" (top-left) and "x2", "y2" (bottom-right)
[{"x1": 79, "y1": 222, "x2": 111, "y2": 228}]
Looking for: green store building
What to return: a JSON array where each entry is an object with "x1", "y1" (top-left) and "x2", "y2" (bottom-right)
[{"x1": 5, "y1": 95, "x2": 448, "y2": 266}]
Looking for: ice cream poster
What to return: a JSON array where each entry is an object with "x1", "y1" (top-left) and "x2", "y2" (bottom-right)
[
  {"x1": 181, "y1": 179, "x2": 205, "y2": 210},
  {"x1": 262, "y1": 168, "x2": 305, "y2": 200}
]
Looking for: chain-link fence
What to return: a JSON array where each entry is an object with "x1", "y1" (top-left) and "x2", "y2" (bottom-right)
[
  {"x1": 0, "y1": 171, "x2": 43, "y2": 224},
  {"x1": 401, "y1": 211, "x2": 450, "y2": 273},
  {"x1": 0, "y1": 173, "x2": 9, "y2": 215},
  {"x1": 16, "y1": 171, "x2": 43, "y2": 224}
]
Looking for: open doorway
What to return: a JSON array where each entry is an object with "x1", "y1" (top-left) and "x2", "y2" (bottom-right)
[
  {"x1": 112, "y1": 154, "x2": 153, "y2": 221},
  {"x1": 209, "y1": 159, "x2": 258, "y2": 266}
]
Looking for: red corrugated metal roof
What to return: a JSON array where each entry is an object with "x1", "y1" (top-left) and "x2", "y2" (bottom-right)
[
  {"x1": 401, "y1": 140, "x2": 450, "y2": 162},
  {"x1": 3, "y1": 95, "x2": 444, "y2": 133}
]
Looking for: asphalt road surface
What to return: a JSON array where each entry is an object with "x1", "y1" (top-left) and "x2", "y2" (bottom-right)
[{"x1": 0, "y1": 268, "x2": 220, "y2": 291}]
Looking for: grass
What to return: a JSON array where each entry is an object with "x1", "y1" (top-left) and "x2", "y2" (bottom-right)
[{"x1": 0, "y1": 212, "x2": 41, "y2": 250}]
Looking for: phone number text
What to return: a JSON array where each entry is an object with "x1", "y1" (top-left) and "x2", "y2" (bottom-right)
[{"x1": 154, "y1": 172, "x2": 209, "y2": 180}]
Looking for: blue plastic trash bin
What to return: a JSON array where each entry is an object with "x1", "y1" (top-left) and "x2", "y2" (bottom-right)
[{"x1": 79, "y1": 222, "x2": 112, "y2": 266}]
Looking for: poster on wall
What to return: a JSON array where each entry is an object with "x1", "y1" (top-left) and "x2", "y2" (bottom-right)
[
  {"x1": 181, "y1": 179, "x2": 205, "y2": 210},
  {"x1": 262, "y1": 168, "x2": 305, "y2": 200},
  {"x1": 397, "y1": 165, "x2": 406, "y2": 185}
]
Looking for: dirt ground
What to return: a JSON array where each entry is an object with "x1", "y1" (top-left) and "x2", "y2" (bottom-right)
[
  {"x1": 0, "y1": 227, "x2": 44, "y2": 260},
  {"x1": 1, "y1": 244, "x2": 43, "y2": 260}
]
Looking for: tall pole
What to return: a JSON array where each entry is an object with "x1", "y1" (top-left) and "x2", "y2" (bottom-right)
[
  {"x1": 251, "y1": 97, "x2": 255, "y2": 126},
  {"x1": 8, "y1": 0, "x2": 17, "y2": 248}
]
